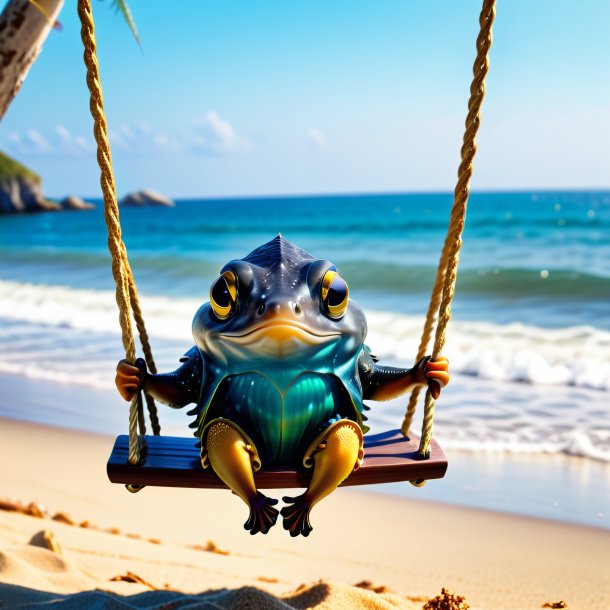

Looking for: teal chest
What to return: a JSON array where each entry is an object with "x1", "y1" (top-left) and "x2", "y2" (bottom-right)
[{"x1": 217, "y1": 371, "x2": 346, "y2": 464}]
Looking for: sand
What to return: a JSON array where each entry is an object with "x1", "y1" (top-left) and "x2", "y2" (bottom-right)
[{"x1": 1, "y1": 417, "x2": 609, "y2": 609}]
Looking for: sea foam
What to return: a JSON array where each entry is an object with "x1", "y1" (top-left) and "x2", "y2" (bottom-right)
[
  {"x1": 2, "y1": 279, "x2": 609, "y2": 392},
  {"x1": 1, "y1": 279, "x2": 609, "y2": 463}
]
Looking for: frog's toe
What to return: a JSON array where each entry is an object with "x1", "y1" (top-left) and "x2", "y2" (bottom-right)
[
  {"x1": 281, "y1": 495, "x2": 313, "y2": 538},
  {"x1": 244, "y1": 492, "x2": 279, "y2": 535}
]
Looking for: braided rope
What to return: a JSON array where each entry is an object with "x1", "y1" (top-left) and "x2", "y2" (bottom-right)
[
  {"x1": 400, "y1": 237, "x2": 450, "y2": 435},
  {"x1": 124, "y1": 256, "x2": 161, "y2": 435},
  {"x1": 404, "y1": 0, "x2": 496, "y2": 456},
  {"x1": 77, "y1": 0, "x2": 161, "y2": 462}
]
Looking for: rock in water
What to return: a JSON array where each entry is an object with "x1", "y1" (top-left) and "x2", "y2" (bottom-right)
[
  {"x1": 60, "y1": 196, "x2": 95, "y2": 211},
  {"x1": 120, "y1": 189, "x2": 175, "y2": 208},
  {"x1": 0, "y1": 152, "x2": 60, "y2": 214}
]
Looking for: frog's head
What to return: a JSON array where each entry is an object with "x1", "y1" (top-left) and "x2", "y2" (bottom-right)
[{"x1": 193, "y1": 235, "x2": 366, "y2": 365}]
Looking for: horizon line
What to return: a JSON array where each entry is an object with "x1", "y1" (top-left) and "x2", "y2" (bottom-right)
[{"x1": 61, "y1": 187, "x2": 610, "y2": 202}]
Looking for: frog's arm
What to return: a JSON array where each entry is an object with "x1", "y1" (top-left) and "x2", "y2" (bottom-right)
[
  {"x1": 141, "y1": 346, "x2": 204, "y2": 408},
  {"x1": 357, "y1": 347, "x2": 449, "y2": 401}
]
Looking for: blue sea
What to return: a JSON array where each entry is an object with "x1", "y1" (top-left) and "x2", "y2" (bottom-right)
[{"x1": 0, "y1": 191, "x2": 609, "y2": 528}]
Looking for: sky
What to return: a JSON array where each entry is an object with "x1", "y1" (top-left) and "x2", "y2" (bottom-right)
[{"x1": 1, "y1": 0, "x2": 609, "y2": 198}]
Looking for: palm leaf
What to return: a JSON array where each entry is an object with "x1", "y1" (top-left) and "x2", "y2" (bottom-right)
[{"x1": 112, "y1": 0, "x2": 140, "y2": 46}]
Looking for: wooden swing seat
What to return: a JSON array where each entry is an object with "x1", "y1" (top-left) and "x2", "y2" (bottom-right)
[{"x1": 107, "y1": 429, "x2": 447, "y2": 489}]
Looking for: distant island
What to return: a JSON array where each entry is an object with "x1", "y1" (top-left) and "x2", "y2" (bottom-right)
[
  {"x1": 0, "y1": 151, "x2": 94, "y2": 214},
  {"x1": 120, "y1": 190, "x2": 175, "y2": 208}
]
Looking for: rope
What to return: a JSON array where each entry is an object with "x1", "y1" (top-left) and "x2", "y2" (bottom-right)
[
  {"x1": 400, "y1": 236, "x2": 450, "y2": 435},
  {"x1": 78, "y1": 0, "x2": 161, "y2": 466},
  {"x1": 402, "y1": 0, "x2": 496, "y2": 457},
  {"x1": 77, "y1": 0, "x2": 494, "y2": 465}
]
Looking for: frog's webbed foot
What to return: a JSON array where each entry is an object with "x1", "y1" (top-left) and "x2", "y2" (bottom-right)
[
  {"x1": 246, "y1": 492, "x2": 279, "y2": 535},
  {"x1": 202, "y1": 418, "x2": 279, "y2": 535},
  {"x1": 281, "y1": 420, "x2": 364, "y2": 538},
  {"x1": 281, "y1": 495, "x2": 312, "y2": 537}
]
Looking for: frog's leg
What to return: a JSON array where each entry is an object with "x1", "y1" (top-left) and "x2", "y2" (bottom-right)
[
  {"x1": 201, "y1": 418, "x2": 279, "y2": 535},
  {"x1": 281, "y1": 420, "x2": 364, "y2": 537}
]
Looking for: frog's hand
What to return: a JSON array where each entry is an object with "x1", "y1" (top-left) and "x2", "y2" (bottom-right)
[
  {"x1": 115, "y1": 358, "x2": 145, "y2": 402},
  {"x1": 142, "y1": 346, "x2": 205, "y2": 409},
  {"x1": 421, "y1": 356, "x2": 450, "y2": 400}
]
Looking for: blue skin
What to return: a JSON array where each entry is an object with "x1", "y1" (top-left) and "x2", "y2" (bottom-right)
[{"x1": 187, "y1": 236, "x2": 368, "y2": 465}]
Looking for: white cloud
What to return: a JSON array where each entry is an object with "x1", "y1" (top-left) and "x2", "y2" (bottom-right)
[
  {"x1": 55, "y1": 125, "x2": 71, "y2": 141},
  {"x1": 54, "y1": 125, "x2": 94, "y2": 155},
  {"x1": 2, "y1": 112, "x2": 249, "y2": 161},
  {"x1": 190, "y1": 111, "x2": 250, "y2": 155},
  {"x1": 3, "y1": 126, "x2": 92, "y2": 156},
  {"x1": 109, "y1": 122, "x2": 181, "y2": 153},
  {"x1": 307, "y1": 127, "x2": 326, "y2": 149},
  {"x1": 6, "y1": 129, "x2": 52, "y2": 155},
  {"x1": 26, "y1": 128, "x2": 52, "y2": 153}
]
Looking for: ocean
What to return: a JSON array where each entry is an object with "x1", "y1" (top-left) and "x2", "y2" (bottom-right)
[{"x1": 1, "y1": 191, "x2": 609, "y2": 528}]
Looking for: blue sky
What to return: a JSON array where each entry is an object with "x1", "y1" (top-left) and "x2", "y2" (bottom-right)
[{"x1": 2, "y1": 0, "x2": 609, "y2": 198}]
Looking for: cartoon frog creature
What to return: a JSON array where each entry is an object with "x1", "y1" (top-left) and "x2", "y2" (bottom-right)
[{"x1": 116, "y1": 235, "x2": 449, "y2": 537}]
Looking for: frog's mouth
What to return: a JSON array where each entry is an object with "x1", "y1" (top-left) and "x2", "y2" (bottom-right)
[{"x1": 221, "y1": 320, "x2": 340, "y2": 357}]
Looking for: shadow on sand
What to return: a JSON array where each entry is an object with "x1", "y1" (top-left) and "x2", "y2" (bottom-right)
[{"x1": 0, "y1": 581, "x2": 332, "y2": 609}]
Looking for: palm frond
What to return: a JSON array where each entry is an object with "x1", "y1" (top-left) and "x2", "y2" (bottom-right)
[{"x1": 112, "y1": 0, "x2": 140, "y2": 46}]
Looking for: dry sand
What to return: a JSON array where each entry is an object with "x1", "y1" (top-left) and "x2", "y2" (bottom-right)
[{"x1": 1, "y1": 417, "x2": 608, "y2": 609}]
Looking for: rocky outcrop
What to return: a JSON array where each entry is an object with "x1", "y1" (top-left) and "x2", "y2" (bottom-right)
[
  {"x1": 0, "y1": 175, "x2": 60, "y2": 213},
  {"x1": 0, "y1": 152, "x2": 95, "y2": 214},
  {"x1": 59, "y1": 196, "x2": 95, "y2": 211},
  {"x1": 0, "y1": 151, "x2": 57, "y2": 213},
  {"x1": 120, "y1": 189, "x2": 175, "y2": 208}
]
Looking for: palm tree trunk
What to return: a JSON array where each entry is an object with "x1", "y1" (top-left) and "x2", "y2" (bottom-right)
[{"x1": 0, "y1": 0, "x2": 64, "y2": 122}]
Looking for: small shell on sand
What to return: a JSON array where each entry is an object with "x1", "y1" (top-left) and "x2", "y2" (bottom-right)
[
  {"x1": 52, "y1": 512, "x2": 75, "y2": 525},
  {"x1": 110, "y1": 571, "x2": 157, "y2": 590},
  {"x1": 24, "y1": 502, "x2": 47, "y2": 518},
  {"x1": 29, "y1": 530, "x2": 62, "y2": 555},
  {"x1": 188, "y1": 540, "x2": 230, "y2": 556}
]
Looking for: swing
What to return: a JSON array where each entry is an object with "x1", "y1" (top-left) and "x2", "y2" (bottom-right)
[{"x1": 77, "y1": 0, "x2": 496, "y2": 493}]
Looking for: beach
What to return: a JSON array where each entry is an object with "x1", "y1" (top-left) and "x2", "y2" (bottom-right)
[
  {"x1": 2, "y1": 416, "x2": 609, "y2": 610},
  {"x1": 1, "y1": 191, "x2": 609, "y2": 608},
  {"x1": 1, "y1": 0, "x2": 608, "y2": 601}
]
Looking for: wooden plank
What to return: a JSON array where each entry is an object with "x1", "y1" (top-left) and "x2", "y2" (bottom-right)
[{"x1": 107, "y1": 430, "x2": 447, "y2": 490}]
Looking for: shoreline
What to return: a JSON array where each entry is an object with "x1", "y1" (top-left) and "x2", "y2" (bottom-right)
[
  {"x1": 1, "y1": 417, "x2": 609, "y2": 608},
  {"x1": 1, "y1": 368, "x2": 608, "y2": 532},
  {"x1": 1, "y1": 413, "x2": 609, "y2": 535}
]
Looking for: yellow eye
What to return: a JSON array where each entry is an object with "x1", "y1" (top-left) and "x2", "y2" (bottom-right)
[
  {"x1": 321, "y1": 269, "x2": 349, "y2": 319},
  {"x1": 210, "y1": 270, "x2": 237, "y2": 320}
]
